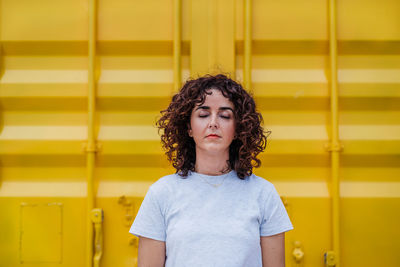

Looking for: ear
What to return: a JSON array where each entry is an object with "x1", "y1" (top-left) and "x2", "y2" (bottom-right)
[{"x1": 188, "y1": 126, "x2": 193, "y2": 137}]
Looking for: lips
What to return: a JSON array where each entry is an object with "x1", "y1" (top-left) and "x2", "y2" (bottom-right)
[{"x1": 206, "y1": 134, "x2": 221, "y2": 138}]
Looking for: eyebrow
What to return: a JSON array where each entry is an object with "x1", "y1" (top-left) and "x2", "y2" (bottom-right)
[{"x1": 195, "y1": 106, "x2": 234, "y2": 112}]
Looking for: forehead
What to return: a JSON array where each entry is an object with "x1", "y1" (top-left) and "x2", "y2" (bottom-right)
[{"x1": 197, "y1": 89, "x2": 234, "y2": 108}]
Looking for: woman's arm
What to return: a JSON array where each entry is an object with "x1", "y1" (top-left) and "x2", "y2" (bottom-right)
[
  {"x1": 260, "y1": 232, "x2": 286, "y2": 267},
  {"x1": 137, "y1": 236, "x2": 166, "y2": 267}
]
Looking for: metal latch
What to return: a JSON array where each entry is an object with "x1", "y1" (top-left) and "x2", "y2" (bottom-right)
[
  {"x1": 292, "y1": 241, "x2": 304, "y2": 264},
  {"x1": 91, "y1": 208, "x2": 104, "y2": 267},
  {"x1": 324, "y1": 251, "x2": 336, "y2": 267},
  {"x1": 324, "y1": 141, "x2": 343, "y2": 152},
  {"x1": 82, "y1": 142, "x2": 102, "y2": 153}
]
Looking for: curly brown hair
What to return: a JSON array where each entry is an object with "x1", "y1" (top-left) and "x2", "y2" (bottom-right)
[{"x1": 156, "y1": 74, "x2": 269, "y2": 179}]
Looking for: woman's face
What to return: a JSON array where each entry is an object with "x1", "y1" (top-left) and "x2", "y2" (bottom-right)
[{"x1": 189, "y1": 89, "x2": 236, "y2": 155}]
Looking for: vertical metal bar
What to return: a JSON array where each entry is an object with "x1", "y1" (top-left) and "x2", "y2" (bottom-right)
[
  {"x1": 173, "y1": 0, "x2": 182, "y2": 92},
  {"x1": 327, "y1": 0, "x2": 341, "y2": 266},
  {"x1": 91, "y1": 209, "x2": 104, "y2": 267},
  {"x1": 191, "y1": 0, "x2": 235, "y2": 76},
  {"x1": 208, "y1": 0, "x2": 217, "y2": 69},
  {"x1": 0, "y1": 0, "x2": 3, "y2": 188},
  {"x1": 87, "y1": 0, "x2": 97, "y2": 266},
  {"x1": 244, "y1": 0, "x2": 252, "y2": 90}
]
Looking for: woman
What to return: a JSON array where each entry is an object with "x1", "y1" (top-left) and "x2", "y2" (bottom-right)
[{"x1": 129, "y1": 74, "x2": 293, "y2": 267}]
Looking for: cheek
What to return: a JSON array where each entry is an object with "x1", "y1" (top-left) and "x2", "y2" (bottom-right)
[
  {"x1": 224, "y1": 122, "x2": 236, "y2": 138},
  {"x1": 190, "y1": 118, "x2": 206, "y2": 135}
]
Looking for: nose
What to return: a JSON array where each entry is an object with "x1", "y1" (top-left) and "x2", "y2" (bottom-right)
[{"x1": 208, "y1": 114, "x2": 219, "y2": 129}]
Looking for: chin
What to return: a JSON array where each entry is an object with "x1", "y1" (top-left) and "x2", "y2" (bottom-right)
[{"x1": 200, "y1": 145, "x2": 229, "y2": 154}]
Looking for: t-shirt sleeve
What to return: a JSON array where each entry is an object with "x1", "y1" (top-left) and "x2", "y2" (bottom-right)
[
  {"x1": 260, "y1": 185, "x2": 294, "y2": 236},
  {"x1": 129, "y1": 186, "x2": 166, "y2": 241}
]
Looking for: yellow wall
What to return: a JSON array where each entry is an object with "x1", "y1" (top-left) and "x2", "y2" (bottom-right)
[{"x1": 0, "y1": 0, "x2": 399, "y2": 266}]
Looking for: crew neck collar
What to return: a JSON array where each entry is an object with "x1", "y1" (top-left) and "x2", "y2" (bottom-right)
[{"x1": 190, "y1": 170, "x2": 235, "y2": 179}]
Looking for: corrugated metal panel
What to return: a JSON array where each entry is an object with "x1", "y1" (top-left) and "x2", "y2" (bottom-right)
[{"x1": 0, "y1": 0, "x2": 399, "y2": 266}]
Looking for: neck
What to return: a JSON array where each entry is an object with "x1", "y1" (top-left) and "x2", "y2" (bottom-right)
[{"x1": 194, "y1": 148, "x2": 230, "y2": 176}]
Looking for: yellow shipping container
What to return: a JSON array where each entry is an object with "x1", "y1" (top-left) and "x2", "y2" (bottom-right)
[{"x1": 0, "y1": 0, "x2": 399, "y2": 266}]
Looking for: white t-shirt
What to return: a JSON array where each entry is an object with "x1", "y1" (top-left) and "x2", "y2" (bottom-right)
[{"x1": 129, "y1": 170, "x2": 293, "y2": 267}]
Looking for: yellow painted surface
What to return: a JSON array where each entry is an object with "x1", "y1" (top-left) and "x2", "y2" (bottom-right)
[
  {"x1": 0, "y1": 198, "x2": 86, "y2": 266},
  {"x1": 0, "y1": 0, "x2": 399, "y2": 266},
  {"x1": 191, "y1": 0, "x2": 235, "y2": 75},
  {"x1": 20, "y1": 203, "x2": 63, "y2": 263}
]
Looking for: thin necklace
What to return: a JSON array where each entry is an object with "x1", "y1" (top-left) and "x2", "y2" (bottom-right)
[{"x1": 196, "y1": 171, "x2": 231, "y2": 188}]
